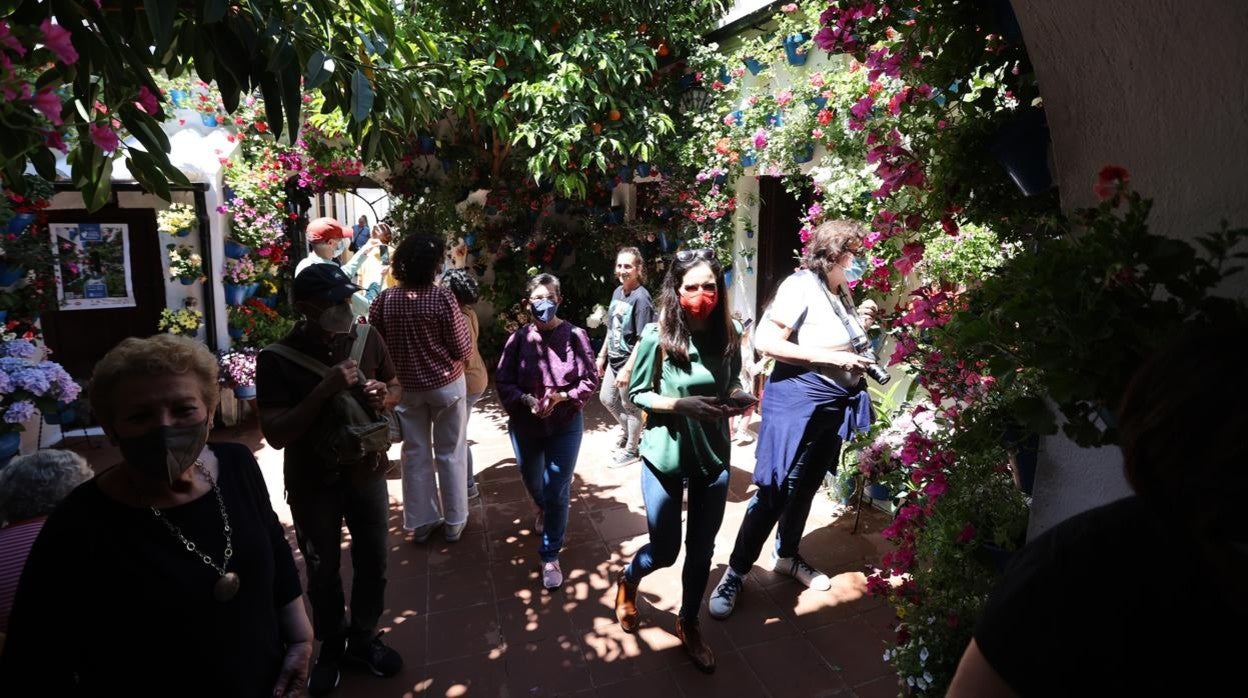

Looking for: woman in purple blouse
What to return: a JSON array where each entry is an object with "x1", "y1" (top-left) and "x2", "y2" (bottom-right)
[{"x1": 495, "y1": 273, "x2": 600, "y2": 590}]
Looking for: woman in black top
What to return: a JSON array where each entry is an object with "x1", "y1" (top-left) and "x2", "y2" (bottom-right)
[{"x1": 0, "y1": 334, "x2": 311, "y2": 696}]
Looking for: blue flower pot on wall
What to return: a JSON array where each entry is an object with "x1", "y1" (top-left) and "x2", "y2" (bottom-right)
[
  {"x1": 201, "y1": 114, "x2": 219, "y2": 127},
  {"x1": 260, "y1": 295, "x2": 278, "y2": 309},
  {"x1": 223, "y1": 240, "x2": 251, "y2": 259},
  {"x1": 233, "y1": 384, "x2": 257, "y2": 399},
  {"x1": 808, "y1": 96, "x2": 828, "y2": 110},
  {"x1": 767, "y1": 113, "x2": 783, "y2": 128},
  {"x1": 743, "y1": 57, "x2": 766, "y2": 75},
  {"x1": 175, "y1": 227, "x2": 192, "y2": 238},
  {"x1": 223, "y1": 283, "x2": 247, "y2": 306},
  {"x1": 179, "y1": 277, "x2": 197, "y2": 286},
  {"x1": 724, "y1": 269, "x2": 733, "y2": 289},
  {"x1": 170, "y1": 89, "x2": 188, "y2": 108},
  {"x1": 793, "y1": 143, "x2": 816, "y2": 164},
  {"x1": 865, "y1": 483, "x2": 891, "y2": 500},
  {"x1": 784, "y1": 34, "x2": 809, "y2": 66},
  {"x1": 228, "y1": 326, "x2": 245, "y2": 339},
  {"x1": 6, "y1": 213, "x2": 34, "y2": 233},
  {"x1": 418, "y1": 135, "x2": 436, "y2": 154},
  {"x1": 740, "y1": 152, "x2": 757, "y2": 167},
  {"x1": 0, "y1": 262, "x2": 25, "y2": 287},
  {"x1": 617, "y1": 166, "x2": 632, "y2": 183},
  {"x1": 245, "y1": 282, "x2": 259, "y2": 299},
  {"x1": 0, "y1": 310, "x2": 8, "y2": 323},
  {"x1": 991, "y1": 107, "x2": 1053, "y2": 196},
  {"x1": 679, "y1": 73, "x2": 697, "y2": 90},
  {"x1": 718, "y1": 67, "x2": 732, "y2": 85},
  {"x1": 0, "y1": 432, "x2": 20, "y2": 462},
  {"x1": 636, "y1": 163, "x2": 652, "y2": 178},
  {"x1": 43, "y1": 404, "x2": 76, "y2": 425}
]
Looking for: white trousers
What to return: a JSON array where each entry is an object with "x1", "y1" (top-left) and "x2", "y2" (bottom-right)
[{"x1": 396, "y1": 374, "x2": 468, "y2": 529}]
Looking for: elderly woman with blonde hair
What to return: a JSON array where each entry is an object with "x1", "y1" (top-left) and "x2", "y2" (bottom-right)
[{"x1": 0, "y1": 334, "x2": 312, "y2": 697}]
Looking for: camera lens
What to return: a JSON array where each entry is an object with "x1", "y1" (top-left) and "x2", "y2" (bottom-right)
[{"x1": 866, "y1": 364, "x2": 891, "y2": 385}]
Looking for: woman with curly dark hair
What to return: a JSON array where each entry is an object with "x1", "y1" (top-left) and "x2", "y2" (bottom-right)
[
  {"x1": 613, "y1": 248, "x2": 751, "y2": 673},
  {"x1": 369, "y1": 234, "x2": 473, "y2": 543}
]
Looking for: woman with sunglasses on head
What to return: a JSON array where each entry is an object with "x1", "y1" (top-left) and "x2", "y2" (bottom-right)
[
  {"x1": 614, "y1": 248, "x2": 752, "y2": 674},
  {"x1": 495, "y1": 274, "x2": 600, "y2": 590},
  {"x1": 709, "y1": 220, "x2": 877, "y2": 621}
]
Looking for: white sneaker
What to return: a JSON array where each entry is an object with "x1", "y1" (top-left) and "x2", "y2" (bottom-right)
[
  {"x1": 443, "y1": 521, "x2": 467, "y2": 543},
  {"x1": 411, "y1": 520, "x2": 443, "y2": 544},
  {"x1": 708, "y1": 569, "x2": 745, "y2": 619},
  {"x1": 542, "y1": 560, "x2": 563, "y2": 589},
  {"x1": 773, "y1": 554, "x2": 831, "y2": 591},
  {"x1": 609, "y1": 450, "x2": 640, "y2": 468}
]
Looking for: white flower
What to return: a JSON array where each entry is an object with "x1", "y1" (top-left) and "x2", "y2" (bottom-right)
[
  {"x1": 920, "y1": 647, "x2": 929, "y2": 663},
  {"x1": 916, "y1": 677, "x2": 928, "y2": 690},
  {"x1": 882, "y1": 650, "x2": 890, "y2": 662},
  {"x1": 907, "y1": 677, "x2": 916, "y2": 687},
  {"x1": 924, "y1": 672, "x2": 934, "y2": 684}
]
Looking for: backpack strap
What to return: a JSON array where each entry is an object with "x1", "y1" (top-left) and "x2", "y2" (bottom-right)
[
  {"x1": 348, "y1": 324, "x2": 371, "y2": 385},
  {"x1": 262, "y1": 343, "x2": 330, "y2": 378}
]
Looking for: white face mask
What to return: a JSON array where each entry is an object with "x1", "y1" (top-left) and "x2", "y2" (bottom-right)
[
  {"x1": 318, "y1": 303, "x2": 355, "y2": 334},
  {"x1": 334, "y1": 240, "x2": 347, "y2": 256}
]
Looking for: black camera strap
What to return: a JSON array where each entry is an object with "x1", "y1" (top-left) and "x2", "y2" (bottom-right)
[{"x1": 814, "y1": 274, "x2": 868, "y2": 349}]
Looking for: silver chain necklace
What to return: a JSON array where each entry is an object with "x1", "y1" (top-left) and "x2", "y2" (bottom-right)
[{"x1": 150, "y1": 460, "x2": 240, "y2": 602}]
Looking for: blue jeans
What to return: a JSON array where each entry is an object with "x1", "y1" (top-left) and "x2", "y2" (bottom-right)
[
  {"x1": 625, "y1": 461, "x2": 730, "y2": 622},
  {"x1": 465, "y1": 391, "x2": 483, "y2": 487},
  {"x1": 509, "y1": 412, "x2": 584, "y2": 562},
  {"x1": 728, "y1": 414, "x2": 843, "y2": 576}
]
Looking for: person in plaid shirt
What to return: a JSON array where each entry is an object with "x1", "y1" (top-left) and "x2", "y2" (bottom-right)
[{"x1": 369, "y1": 234, "x2": 472, "y2": 543}]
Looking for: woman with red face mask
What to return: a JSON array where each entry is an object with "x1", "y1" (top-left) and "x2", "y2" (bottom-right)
[
  {"x1": 709, "y1": 220, "x2": 877, "y2": 621},
  {"x1": 613, "y1": 248, "x2": 752, "y2": 674}
]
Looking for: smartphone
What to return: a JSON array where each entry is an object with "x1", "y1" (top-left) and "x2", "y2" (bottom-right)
[
  {"x1": 379, "y1": 246, "x2": 390, "y2": 264},
  {"x1": 721, "y1": 393, "x2": 759, "y2": 409}
]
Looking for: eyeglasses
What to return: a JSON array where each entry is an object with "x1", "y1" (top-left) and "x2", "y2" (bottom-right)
[{"x1": 675, "y1": 248, "x2": 715, "y2": 264}]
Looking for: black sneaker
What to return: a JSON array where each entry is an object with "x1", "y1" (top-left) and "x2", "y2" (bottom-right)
[
  {"x1": 345, "y1": 632, "x2": 403, "y2": 677},
  {"x1": 308, "y1": 636, "x2": 345, "y2": 696}
]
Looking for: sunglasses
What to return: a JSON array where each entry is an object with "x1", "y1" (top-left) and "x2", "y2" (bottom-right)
[{"x1": 675, "y1": 248, "x2": 716, "y2": 264}]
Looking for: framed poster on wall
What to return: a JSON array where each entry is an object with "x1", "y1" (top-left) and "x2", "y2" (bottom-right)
[{"x1": 48, "y1": 222, "x2": 136, "y2": 310}]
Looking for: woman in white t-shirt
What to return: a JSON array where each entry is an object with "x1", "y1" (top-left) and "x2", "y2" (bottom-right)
[{"x1": 708, "y1": 219, "x2": 878, "y2": 620}]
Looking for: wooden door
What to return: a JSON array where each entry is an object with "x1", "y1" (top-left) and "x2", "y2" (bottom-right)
[
  {"x1": 754, "y1": 177, "x2": 812, "y2": 318},
  {"x1": 40, "y1": 206, "x2": 165, "y2": 383}
]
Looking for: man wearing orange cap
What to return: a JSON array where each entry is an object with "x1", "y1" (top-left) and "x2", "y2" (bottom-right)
[{"x1": 296, "y1": 217, "x2": 379, "y2": 281}]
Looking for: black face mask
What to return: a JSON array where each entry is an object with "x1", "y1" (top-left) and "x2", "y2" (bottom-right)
[{"x1": 117, "y1": 420, "x2": 210, "y2": 485}]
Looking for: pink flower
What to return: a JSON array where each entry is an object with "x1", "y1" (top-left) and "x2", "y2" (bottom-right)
[
  {"x1": 955, "y1": 523, "x2": 976, "y2": 544},
  {"x1": 781, "y1": 3, "x2": 799, "y2": 12},
  {"x1": 0, "y1": 20, "x2": 27, "y2": 56},
  {"x1": 29, "y1": 89, "x2": 63, "y2": 125},
  {"x1": 723, "y1": 113, "x2": 736, "y2": 126},
  {"x1": 1093, "y1": 165, "x2": 1130, "y2": 202},
  {"x1": 89, "y1": 123, "x2": 119, "y2": 154},
  {"x1": 45, "y1": 130, "x2": 67, "y2": 152},
  {"x1": 809, "y1": 72, "x2": 826, "y2": 88},
  {"x1": 776, "y1": 89, "x2": 793, "y2": 107},
  {"x1": 753, "y1": 128, "x2": 768, "y2": 151},
  {"x1": 136, "y1": 86, "x2": 160, "y2": 116},
  {"x1": 40, "y1": 19, "x2": 78, "y2": 65},
  {"x1": 811, "y1": 127, "x2": 824, "y2": 139}
]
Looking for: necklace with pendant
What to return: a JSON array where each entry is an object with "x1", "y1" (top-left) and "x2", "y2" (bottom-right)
[{"x1": 150, "y1": 460, "x2": 240, "y2": 602}]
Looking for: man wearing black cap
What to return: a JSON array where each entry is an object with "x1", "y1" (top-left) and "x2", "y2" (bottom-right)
[{"x1": 256, "y1": 264, "x2": 403, "y2": 695}]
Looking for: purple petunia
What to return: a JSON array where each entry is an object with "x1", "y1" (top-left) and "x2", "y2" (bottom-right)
[{"x1": 4, "y1": 400, "x2": 36, "y2": 424}]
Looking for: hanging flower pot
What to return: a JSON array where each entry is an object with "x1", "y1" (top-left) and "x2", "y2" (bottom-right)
[
  {"x1": 636, "y1": 162, "x2": 652, "y2": 178},
  {"x1": 724, "y1": 268, "x2": 734, "y2": 289},
  {"x1": 227, "y1": 326, "x2": 245, "y2": 339},
  {"x1": 179, "y1": 276, "x2": 197, "y2": 286},
  {"x1": 223, "y1": 240, "x2": 251, "y2": 259},
  {"x1": 245, "y1": 282, "x2": 260, "y2": 299},
  {"x1": 743, "y1": 57, "x2": 766, "y2": 75},
  {"x1": 0, "y1": 432, "x2": 20, "y2": 462},
  {"x1": 418, "y1": 135, "x2": 437, "y2": 154},
  {"x1": 717, "y1": 67, "x2": 732, "y2": 85},
  {"x1": 793, "y1": 142, "x2": 816, "y2": 164},
  {"x1": 807, "y1": 96, "x2": 828, "y2": 110},
  {"x1": 0, "y1": 310, "x2": 7, "y2": 323},
  {"x1": 991, "y1": 107, "x2": 1053, "y2": 196},
  {"x1": 201, "y1": 113, "x2": 219, "y2": 127},
  {"x1": 170, "y1": 89, "x2": 189, "y2": 108},
  {"x1": 784, "y1": 33, "x2": 809, "y2": 66},
  {"x1": 174, "y1": 227, "x2": 192, "y2": 238},
  {"x1": 6, "y1": 213, "x2": 34, "y2": 233},
  {"x1": 223, "y1": 283, "x2": 247, "y2": 306},
  {"x1": 740, "y1": 152, "x2": 758, "y2": 167},
  {"x1": 0, "y1": 261, "x2": 26, "y2": 287},
  {"x1": 43, "y1": 403, "x2": 77, "y2": 425},
  {"x1": 865, "y1": 482, "x2": 891, "y2": 500},
  {"x1": 233, "y1": 384, "x2": 258, "y2": 400},
  {"x1": 679, "y1": 73, "x2": 697, "y2": 90},
  {"x1": 260, "y1": 295, "x2": 278, "y2": 309},
  {"x1": 767, "y1": 113, "x2": 783, "y2": 128},
  {"x1": 617, "y1": 166, "x2": 632, "y2": 183}
]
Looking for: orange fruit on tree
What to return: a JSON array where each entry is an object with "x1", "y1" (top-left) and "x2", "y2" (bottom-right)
[
  {"x1": 591, "y1": 122, "x2": 603, "y2": 135},
  {"x1": 608, "y1": 109, "x2": 621, "y2": 121},
  {"x1": 639, "y1": 23, "x2": 648, "y2": 34},
  {"x1": 657, "y1": 41, "x2": 670, "y2": 57},
  {"x1": 495, "y1": 56, "x2": 506, "y2": 68}
]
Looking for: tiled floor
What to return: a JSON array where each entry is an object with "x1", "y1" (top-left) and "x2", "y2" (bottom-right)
[{"x1": 64, "y1": 392, "x2": 898, "y2": 697}]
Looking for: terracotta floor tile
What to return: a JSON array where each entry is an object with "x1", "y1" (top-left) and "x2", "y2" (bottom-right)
[
  {"x1": 593, "y1": 668, "x2": 681, "y2": 698},
  {"x1": 429, "y1": 566, "x2": 495, "y2": 613},
  {"x1": 480, "y1": 474, "x2": 532, "y2": 504},
  {"x1": 589, "y1": 505, "x2": 651, "y2": 541},
  {"x1": 427, "y1": 529, "x2": 492, "y2": 573},
  {"x1": 715, "y1": 581, "x2": 799, "y2": 650},
  {"x1": 414, "y1": 651, "x2": 510, "y2": 696},
  {"x1": 806, "y1": 618, "x2": 893, "y2": 689},
  {"x1": 856, "y1": 603, "x2": 899, "y2": 644},
  {"x1": 669, "y1": 651, "x2": 769, "y2": 697},
  {"x1": 424, "y1": 603, "x2": 503, "y2": 664},
  {"x1": 385, "y1": 574, "x2": 428, "y2": 620},
  {"x1": 490, "y1": 554, "x2": 544, "y2": 601},
  {"x1": 767, "y1": 572, "x2": 876, "y2": 631},
  {"x1": 740, "y1": 635, "x2": 849, "y2": 697},
  {"x1": 850, "y1": 674, "x2": 903, "y2": 698},
  {"x1": 579, "y1": 623, "x2": 685, "y2": 686},
  {"x1": 505, "y1": 635, "x2": 594, "y2": 696}
]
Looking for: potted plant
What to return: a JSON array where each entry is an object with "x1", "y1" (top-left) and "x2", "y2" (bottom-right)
[
  {"x1": 226, "y1": 304, "x2": 257, "y2": 340},
  {"x1": 156, "y1": 203, "x2": 197, "y2": 237},
  {"x1": 0, "y1": 338, "x2": 82, "y2": 462},
  {"x1": 217, "y1": 348, "x2": 258, "y2": 399},
  {"x1": 191, "y1": 80, "x2": 224, "y2": 127},
  {"x1": 157, "y1": 306, "x2": 203, "y2": 337},
  {"x1": 222, "y1": 257, "x2": 257, "y2": 306},
  {"x1": 166, "y1": 244, "x2": 204, "y2": 285}
]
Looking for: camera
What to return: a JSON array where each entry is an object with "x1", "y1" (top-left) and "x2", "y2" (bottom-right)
[{"x1": 850, "y1": 335, "x2": 891, "y2": 385}]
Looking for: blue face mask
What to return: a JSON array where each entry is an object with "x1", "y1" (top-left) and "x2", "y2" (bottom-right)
[
  {"x1": 843, "y1": 256, "x2": 867, "y2": 283},
  {"x1": 531, "y1": 298, "x2": 559, "y2": 324}
]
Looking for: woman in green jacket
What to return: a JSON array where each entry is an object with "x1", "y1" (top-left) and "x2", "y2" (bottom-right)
[{"x1": 613, "y1": 248, "x2": 755, "y2": 674}]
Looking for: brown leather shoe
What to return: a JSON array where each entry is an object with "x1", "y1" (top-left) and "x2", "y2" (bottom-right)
[
  {"x1": 615, "y1": 571, "x2": 640, "y2": 633},
  {"x1": 676, "y1": 618, "x2": 716, "y2": 674}
]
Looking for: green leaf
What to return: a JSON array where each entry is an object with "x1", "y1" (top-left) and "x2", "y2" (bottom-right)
[
  {"x1": 351, "y1": 69, "x2": 375, "y2": 123},
  {"x1": 128, "y1": 149, "x2": 173, "y2": 202},
  {"x1": 146, "y1": 0, "x2": 177, "y2": 56},
  {"x1": 305, "y1": 51, "x2": 335, "y2": 90},
  {"x1": 203, "y1": 0, "x2": 228, "y2": 24}
]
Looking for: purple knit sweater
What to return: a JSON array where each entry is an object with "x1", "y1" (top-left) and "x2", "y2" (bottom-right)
[{"x1": 495, "y1": 321, "x2": 600, "y2": 436}]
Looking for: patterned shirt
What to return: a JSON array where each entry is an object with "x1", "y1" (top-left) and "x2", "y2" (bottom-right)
[{"x1": 369, "y1": 284, "x2": 471, "y2": 391}]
